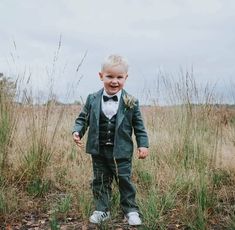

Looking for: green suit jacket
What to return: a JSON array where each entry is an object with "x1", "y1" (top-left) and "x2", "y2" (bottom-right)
[{"x1": 73, "y1": 89, "x2": 149, "y2": 159}]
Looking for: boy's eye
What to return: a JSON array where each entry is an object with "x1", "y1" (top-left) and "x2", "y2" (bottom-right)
[
  {"x1": 117, "y1": 76, "x2": 124, "y2": 79},
  {"x1": 106, "y1": 75, "x2": 112, "y2": 78}
]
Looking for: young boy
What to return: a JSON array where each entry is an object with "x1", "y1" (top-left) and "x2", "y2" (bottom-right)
[{"x1": 72, "y1": 54, "x2": 149, "y2": 226}]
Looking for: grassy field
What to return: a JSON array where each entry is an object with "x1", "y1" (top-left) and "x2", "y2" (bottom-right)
[{"x1": 1, "y1": 75, "x2": 235, "y2": 229}]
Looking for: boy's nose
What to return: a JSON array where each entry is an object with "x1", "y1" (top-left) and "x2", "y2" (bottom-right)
[{"x1": 111, "y1": 78, "x2": 118, "y2": 83}]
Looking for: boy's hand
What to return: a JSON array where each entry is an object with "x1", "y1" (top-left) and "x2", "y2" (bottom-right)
[
  {"x1": 73, "y1": 132, "x2": 83, "y2": 148},
  {"x1": 137, "y1": 147, "x2": 148, "y2": 159}
]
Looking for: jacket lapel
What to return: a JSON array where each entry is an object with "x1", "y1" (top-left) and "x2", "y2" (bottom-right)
[
  {"x1": 91, "y1": 89, "x2": 103, "y2": 126},
  {"x1": 92, "y1": 89, "x2": 127, "y2": 130},
  {"x1": 116, "y1": 90, "x2": 126, "y2": 130}
]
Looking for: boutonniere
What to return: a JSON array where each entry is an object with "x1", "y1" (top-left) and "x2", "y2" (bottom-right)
[{"x1": 123, "y1": 94, "x2": 137, "y2": 110}]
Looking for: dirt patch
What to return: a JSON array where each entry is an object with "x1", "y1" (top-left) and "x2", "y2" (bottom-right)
[{"x1": 2, "y1": 216, "x2": 140, "y2": 230}]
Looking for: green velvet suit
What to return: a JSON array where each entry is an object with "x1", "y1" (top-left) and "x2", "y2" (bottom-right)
[
  {"x1": 73, "y1": 89, "x2": 149, "y2": 158},
  {"x1": 73, "y1": 88, "x2": 149, "y2": 214}
]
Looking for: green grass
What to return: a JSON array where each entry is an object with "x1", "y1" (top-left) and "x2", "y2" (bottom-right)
[
  {"x1": 49, "y1": 214, "x2": 60, "y2": 230},
  {"x1": 0, "y1": 78, "x2": 17, "y2": 176},
  {"x1": 26, "y1": 178, "x2": 51, "y2": 197},
  {"x1": 0, "y1": 190, "x2": 7, "y2": 214},
  {"x1": 77, "y1": 192, "x2": 93, "y2": 219}
]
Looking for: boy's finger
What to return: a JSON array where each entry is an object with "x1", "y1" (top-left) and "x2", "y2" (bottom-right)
[{"x1": 138, "y1": 155, "x2": 145, "y2": 159}]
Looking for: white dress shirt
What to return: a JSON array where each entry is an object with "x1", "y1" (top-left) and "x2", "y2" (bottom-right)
[{"x1": 102, "y1": 90, "x2": 122, "y2": 119}]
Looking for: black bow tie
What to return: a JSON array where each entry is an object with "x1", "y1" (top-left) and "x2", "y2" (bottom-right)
[{"x1": 103, "y1": 95, "x2": 118, "y2": 102}]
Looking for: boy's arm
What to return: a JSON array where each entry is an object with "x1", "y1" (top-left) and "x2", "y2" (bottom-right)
[
  {"x1": 132, "y1": 99, "x2": 149, "y2": 148},
  {"x1": 72, "y1": 94, "x2": 91, "y2": 139},
  {"x1": 132, "y1": 99, "x2": 149, "y2": 159}
]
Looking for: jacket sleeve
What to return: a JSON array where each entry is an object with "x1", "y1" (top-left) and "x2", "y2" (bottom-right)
[
  {"x1": 132, "y1": 99, "x2": 149, "y2": 148},
  {"x1": 72, "y1": 94, "x2": 91, "y2": 138}
]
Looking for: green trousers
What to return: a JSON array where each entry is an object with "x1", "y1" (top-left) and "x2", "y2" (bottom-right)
[{"x1": 91, "y1": 146, "x2": 139, "y2": 214}]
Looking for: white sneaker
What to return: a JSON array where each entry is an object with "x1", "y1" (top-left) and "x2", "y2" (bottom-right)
[
  {"x1": 89, "y1": 211, "x2": 110, "y2": 224},
  {"x1": 126, "y1": 211, "x2": 142, "y2": 226}
]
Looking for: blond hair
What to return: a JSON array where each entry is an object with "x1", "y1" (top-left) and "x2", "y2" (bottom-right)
[{"x1": 101, "y1": 54, "x2": 129, "y2": 73}]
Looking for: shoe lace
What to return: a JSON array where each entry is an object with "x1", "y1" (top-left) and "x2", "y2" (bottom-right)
[{"x1": 100, "y1": 212, "x2": 108, "y2": 218}]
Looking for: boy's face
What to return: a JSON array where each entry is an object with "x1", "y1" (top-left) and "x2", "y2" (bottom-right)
[{"x1": 99, "y1": 65, "x2": 128, "y2": 95}]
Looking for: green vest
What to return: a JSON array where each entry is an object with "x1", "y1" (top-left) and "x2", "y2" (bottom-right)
[{"x1": 99, "y1": 110, "x2": 116, "y2": 146}]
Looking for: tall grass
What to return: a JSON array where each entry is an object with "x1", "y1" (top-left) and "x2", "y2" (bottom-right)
[
  {"x1": 12, "y1": 38, "x2": 68, "y2": 196},
  {"x1": 0, "y1": 75, "x2": 18, "y2": 178},
  {"x1": 0, "y1": 75, "x2": 22, "y2": 220},
  {"x1": 0, "y1": 65, "x2": 235, "y2": 229},
  {"x1": 135, "y1": 72, "x2": 235, "y2": 229},
  {"x1": 18, "y1": 100, "x2": 66, "y2": 196}
]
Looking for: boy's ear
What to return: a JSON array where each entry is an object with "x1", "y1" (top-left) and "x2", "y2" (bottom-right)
[
  {"x1": 99, "y1": 72, "x2": 103, "y2": 81},
  {"x1": 125, "y1": 74, "x2": 128, "y2": 79}
]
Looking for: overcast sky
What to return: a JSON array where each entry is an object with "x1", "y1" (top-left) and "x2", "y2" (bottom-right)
[{"x1": 1, "y1": 0, "x2": 235, "y2": 104}]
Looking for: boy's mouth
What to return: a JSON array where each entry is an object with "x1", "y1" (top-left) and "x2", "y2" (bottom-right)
[{"x1": 110, "y1": 85, "x2": 119, "y2": 88}]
